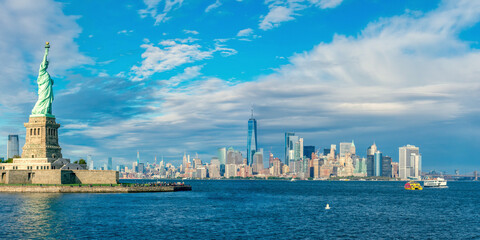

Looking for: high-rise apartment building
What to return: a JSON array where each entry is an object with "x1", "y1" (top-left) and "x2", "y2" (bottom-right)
[
  {"x1": 247, "y1": 110, "x2": 257, "y2": 166},
  {"x1": 399, "y1": 145, "x2": 421, "y2": 180},
  {"x1": 7, "y1": 135, "x2": 19, "y2": 159},
  {"x1": 87, "y1": 155, "x2": 93, "y2": 170}
]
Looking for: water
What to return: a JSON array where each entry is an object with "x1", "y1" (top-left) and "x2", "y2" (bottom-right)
[{"x1": 0, "y1": 180, "x2": 479, "y2": 239}]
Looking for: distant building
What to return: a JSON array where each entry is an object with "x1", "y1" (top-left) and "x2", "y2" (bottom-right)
[
  {"x1": 137, "y1": 163, "x2": 145, "y2": 174},
  {"x1": 381, "y1": 156, "x2": 392, "y2": 178},
  {"x1": 225, "y1": 164, "x2": 237, "y2": 178},
  {"x1": 374, "y1": 151, "x2": 382, "y2": 177},
  {"x1": 339, "y1": 141, "x2": 355, "y2": 158},
  {"x1": 87, "y1": 155, "x2": 93, "y2": 170},
  {"x1": 391, "y1": 162, "x2": 399, "y2": 178},
  {"x1": 285, "y1": 133, "x2": 303, "y2": 166},
  {"x1": 226, "y1": 147, "x2": 243, "y2": 165},
  {"x1": 7, "y1": 135, "x2": 19, "y2": 159},
  {"x1": 303, "y1": 146, "x2": 315, "y2": 160},
  {"x1": 252, "y1": 149, "x2": 264, "y2": 174},
  {"x1": 247, "y1": 109, "x2": 258, "y2": 166},
  {"x1": 399, "y1": 145, "x2": 421, "y2": 179},
  {"x1": 108, "y1": 157, "x2": 113, "y2": 170},
  {"x1": 285, "y1": 132, "x2": 295, "y2": 165}
]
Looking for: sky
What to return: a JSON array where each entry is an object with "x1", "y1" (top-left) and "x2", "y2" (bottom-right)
[{"x1": 0, "y1": 0, "x2": 480, "y2": 173}]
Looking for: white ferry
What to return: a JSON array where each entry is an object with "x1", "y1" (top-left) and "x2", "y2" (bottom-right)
[{"x1": 423, "y1": 177, "x2": 448, "y2": 188}]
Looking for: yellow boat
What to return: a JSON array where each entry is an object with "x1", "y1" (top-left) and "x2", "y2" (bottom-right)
[{"x1": 404, "y1": 181, "x2": 423, "y2": 190}]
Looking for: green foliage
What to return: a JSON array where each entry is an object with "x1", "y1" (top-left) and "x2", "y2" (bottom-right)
[
  {"x1": 78, "y1": 159, "x2": 86, "y2": 165},
  {"x1": 6, "y1": 158, "x2": 13, "y2": 163},
  {"x1": 12, "y1": 155, "x2": 20, "y2": 158}
]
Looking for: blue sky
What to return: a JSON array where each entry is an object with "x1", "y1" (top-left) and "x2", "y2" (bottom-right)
[{"x1": 1, "y1": 0, "x2": 480, "y2": 173}]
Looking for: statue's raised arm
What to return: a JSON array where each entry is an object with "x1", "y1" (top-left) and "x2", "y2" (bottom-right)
[{"x1": 31, "y1": 42, "x2": 55, "y2": 118}]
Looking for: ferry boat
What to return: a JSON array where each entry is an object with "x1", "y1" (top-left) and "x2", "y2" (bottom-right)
[
  {"x1": 423, "y1": 178, "x2": 448, "y2": 188},
  {"x1": 404, "y1": 181, "x2": 423, "y2": 190}
]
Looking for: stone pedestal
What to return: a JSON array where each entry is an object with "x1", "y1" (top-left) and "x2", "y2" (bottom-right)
[{"x1": 22, "y1": 116, "x2": 62, "y2": 159}]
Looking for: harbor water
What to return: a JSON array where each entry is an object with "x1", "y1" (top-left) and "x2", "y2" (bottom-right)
[{"x1": 0, "y1": 180, "x2": 479, "y2": 239}]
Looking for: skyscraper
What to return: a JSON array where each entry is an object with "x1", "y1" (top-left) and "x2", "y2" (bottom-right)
[
  {"x1": 366, "y1": 142, "x2": 377, "y2": 177},
  {"x1": 7, "y1": 135, "x2": 19, "y2": 159},
  {"x1": 87, "y1": 155, "x2": 93, "y2": 170},
  {"x1": 399, "y1": 145, "x2": 421, "y2": 180},
  {"x1": 285, "y1": 132, "x2": 295, "y2": 165},
  {"x1": 285, "y1": 133, "x2": 302, "y2": 166},
  {"x1": 247, "y1": 109, "x2": 257, "y2": 166},
  {"x1": 303, "y1": 146, "x2": 315, "y2": 160},
  {"x1": 108, "y1": 157, "x2": 113, "y2": 170},
  {"x1": 381, "y1": 156, "x2": 392, "y2": 178},
  {"x1": 252, "y1": 148, "x2": 264, "y2": 174},
  {"x1": 374, "y1": 151, "x2": 382, "y2": 177}
]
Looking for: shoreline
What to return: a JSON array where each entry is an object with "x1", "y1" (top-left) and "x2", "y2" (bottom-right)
[{"x1": 0, "y1": 184, "x2": 192, "y2": 193}]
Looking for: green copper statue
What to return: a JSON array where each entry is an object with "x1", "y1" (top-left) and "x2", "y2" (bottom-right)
[{"x1": 31, "y1": 42, "x2": 54, "y2": 117}]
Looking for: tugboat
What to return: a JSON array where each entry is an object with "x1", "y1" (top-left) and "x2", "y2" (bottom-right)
[
  {"x1": 404, "y1": 181, "x2": 423, "y2": 190},
  {"x1": 424, "y1": 177, "x2": 448, "y2": 188}
]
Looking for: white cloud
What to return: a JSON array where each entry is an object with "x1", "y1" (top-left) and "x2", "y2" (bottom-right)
[
  {"x1": 237, "y1": 28, "x2": 254, "y2": 37},
  {"x1": 259, "y1": 0, "x2": 343, "y2": 30},
  {"x1": 89, "y1": 0, "x2": 480, "y2": 165},
  {"x1": 205, "y1": 0, "x2": 222, "y2": 13},
  {"x1": 117, "y1": 29, "x2": 134, "y2": 35},
  {"x1": 184, "y1": 29, "x2": 199, "y2": 35},
  {"x1": 162, "y1": 65, "x2": 204, "y2": 87},
  {"x1": 0, "y1": 0, "x2": 92, "y2": 114},
  {"x1": 130, "y1": 39, "x2": 236, "y2": 81},
  {"x1": 138, "y1": 0, "x2": 183, "y2": 25}
]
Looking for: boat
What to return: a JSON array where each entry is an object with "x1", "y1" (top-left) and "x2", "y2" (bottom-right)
[
  {"x1": 404, "y1": 181, "x2": 423, "y2": 190},
  {"x1": 290, "y1": 178, "x2": 296, "y2": 182},
  {"x1": 325, "y1": 204, "x2": 330, "y2": 210},
  {"x1": 423, "y1": 177, "x2": 448, "y2": 188}
]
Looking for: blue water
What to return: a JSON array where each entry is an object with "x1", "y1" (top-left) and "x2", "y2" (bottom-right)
[{"x1": 0, "y1": 181, "x2": 479, "y2": 239}]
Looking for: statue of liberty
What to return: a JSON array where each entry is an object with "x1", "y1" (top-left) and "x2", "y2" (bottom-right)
[{"x1": 31, "y1": 42, "x2": 54, "y2": 117}]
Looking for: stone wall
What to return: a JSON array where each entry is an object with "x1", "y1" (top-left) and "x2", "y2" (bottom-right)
[
  {"x1": 0, "y1": 170, "x2": 118, "y2": 184},
  {"x1": 70, "y1": 170, "x2": 118, "y2": 184},
  {"x1": 0, "y1": 185, "x2": 191, "y2": 193}
]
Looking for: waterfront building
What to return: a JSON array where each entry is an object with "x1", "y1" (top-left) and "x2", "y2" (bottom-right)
[
  {"x1": 366, "y1": 155, "x2": 374, "y2": 177},
  {"x1": 366, "y1": 142, "x2": 377, "y2": 176},
  {"x1": 399, "y1": 145, "x2": 421, "y2": 180},
  {"x1": 247, "y1": 109, "x2": 258, "y2": 166},
  {"x1": 182, "y1": 152, "x2": 188, "y2": 172},
  {"x1": 374, "y1": 151, "x2": 382, "y2": 177},
  {"x1": 303, "y1": 146, "x2": 315, "y2": 160},
  {"x1": 225, "y1": 164, "x2": 237, "y2": 178},
  {"x1": 391, "y1": 162, "x2": 399, "y2": 178},
  {"x1": 353, "y1": 156, "x2": 367, "y2": 176},
  {"x1": 7, "y1": 135, "x2": 19, "y2": 159},
  {"x1": 268, "y1": 152, "x2": 274, "y2": 168},
  {"x1": 252, "y1": 148, "x2": 264, "y2": 174},
  {"x1": 381, "y1": 156, "x2": 392, "y2": 177},
  {"x1": 209, "y1": 158, "x2": 221, "y2": 178}
]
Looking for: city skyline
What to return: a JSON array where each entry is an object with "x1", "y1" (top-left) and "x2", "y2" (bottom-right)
[{"x1": 1, "y1": 0, "x2": 480, "y2": 172}]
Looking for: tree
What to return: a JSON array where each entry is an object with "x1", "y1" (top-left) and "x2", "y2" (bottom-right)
[
  {"x1": 6, "y1": 158, "x2": 13, "y2": 163},
  {"x1": 12, "y1": 155, "x2": 20, "y2": 158},
  {"x1": 74, "y1": 159, "x2": 86, "y2": 165}
]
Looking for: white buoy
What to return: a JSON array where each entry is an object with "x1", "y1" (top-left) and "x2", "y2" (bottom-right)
[{"x1": 325, "y1": 204, "x2": 330, "y2": 210}]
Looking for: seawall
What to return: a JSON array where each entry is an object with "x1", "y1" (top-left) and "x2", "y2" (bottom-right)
[{"x1": 0, "y1": 185, "x2": 192, "y2": 193}]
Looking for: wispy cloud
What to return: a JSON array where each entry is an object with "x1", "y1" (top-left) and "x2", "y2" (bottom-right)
[
  {"x1": 138, "y1": 0, "x2": 184, "y2": 25},
  {"x1": 259, "y1": 0, "x2": 343, "y2": 30},
  {"x1": 237, "y1": 28, "x2": 253, "y2": 37},
  {"x1": 117, "y1": 29, "x2": 134, "y2": 35},
  {"x1": 130, "y1": 38, "x2": 236, "y2": 81},
  {"x1": 205, "y1": 0, "x2": 222, "y2": 13},
  {"x1": 184, "y1": 29, "x2": 199, "y2": 35}
]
